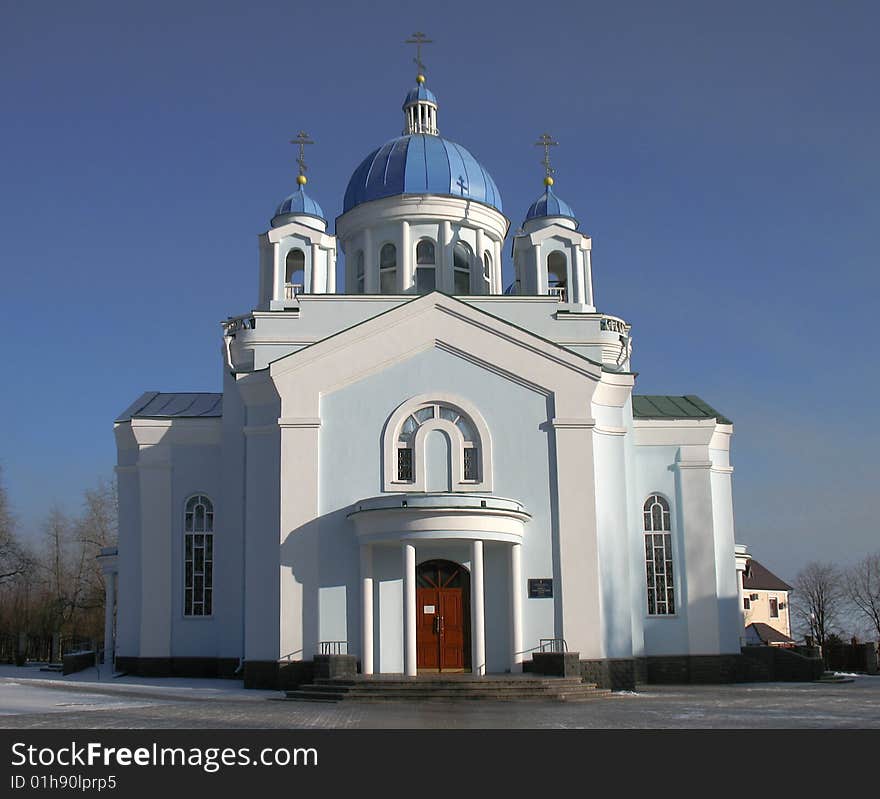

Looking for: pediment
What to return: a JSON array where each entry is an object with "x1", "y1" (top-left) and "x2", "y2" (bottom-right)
[
  {"x1": 269, "y1": 292, "x2": 602, "y2": 418},
  {"x1": 266, "y1": 220, "x2": 334, "y2": 247},
  {"x1": 523, "y1": 224, "x2": 590, "y2": 248}
]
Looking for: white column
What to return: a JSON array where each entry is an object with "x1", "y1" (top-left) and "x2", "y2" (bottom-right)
[
  {"x1": 103, "y1": 570, "x2": 115, "y2": 669},
  {"x1": 403, "y1": 542, "x2": 417, "y2": 677},
  {"x1": 585, "y1": 247, "x2": 594, "y2": 307},
  {"x1": 509, "y1": 543, "x2": 523, "y2": 672},
  {"x1": 360, "y1": 544, "x2": 373, "y2": 675},
  {"x1": 572, "y1": 245, "x2": 586, "y2": 306},
  {"x1": 326, "y1": 249, "x2": 336, "y2": 294},
  {"x1": 364, "y1": 227, "x2": 376, "y2": 293},
  {"x1": 533, "y1": 246, "x2": 545, "y2": 295},
  {"x1": 475, "y1": 227, "x2": 485, "y2": 294},
  {"x1": 310, "y1": 243, "x2": 321, "y2": 293},
  {"x1": 274, "y1": 242, "x2": 284, "y2": 301},
  {"x1": 440, "y1": 220, "x2": 452, "y2": 293},
  {"x1": 400, "y1": 220, "x2": 412, "y2": 292},
  {"x1": 471, "y1": 539, "x2": 486, "y2": 676},
  {"x1": 493, "y1": 238, "x2": 503, "y2": 294}
]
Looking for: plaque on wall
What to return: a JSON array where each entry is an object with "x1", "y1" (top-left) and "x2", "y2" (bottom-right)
[{"x1": 528, "y1": 579, "x2": 553, "y2": 598}]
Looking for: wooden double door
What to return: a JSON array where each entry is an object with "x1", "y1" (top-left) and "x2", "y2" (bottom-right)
[{"x1": 416, "y1": 560, "x2": 471, "y2": 672}]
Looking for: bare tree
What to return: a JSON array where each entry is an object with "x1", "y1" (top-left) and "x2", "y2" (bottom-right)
[
  {"x1": 793, "y1": 561, "x2": 845, "y2": 662},
  {"x1": 846, "y1": 553, "x2": 880, "y2": 642},
  {"x1": 0, "y1": 465, "x2": 29, "y2": 584}
]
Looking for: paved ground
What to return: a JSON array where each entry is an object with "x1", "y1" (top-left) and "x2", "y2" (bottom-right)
[{"x1": 1, "y1": 666, "x2": 878, "y2": 728}]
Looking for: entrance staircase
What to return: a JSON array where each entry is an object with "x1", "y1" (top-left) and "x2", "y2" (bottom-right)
[{"x1": 284, "y1": 673, "x2": 610, "y2": 702}]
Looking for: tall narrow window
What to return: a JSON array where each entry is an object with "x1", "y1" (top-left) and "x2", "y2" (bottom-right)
[
  {"x1": 416, "y1": 239, "x2": 436, "y2": 294},
  {"x1": 184, "y1": 495, "x2": 214, "y2": 617},
  {"x1": 355, "y1": 251, "x2": 365, "y2": 294},
  {"x1": 769, "y1": 597, "x2": 779, "y2": 618},
  {"x1": 547, "y1": 251, "x2": 567, "y2": 301},
  {"x1": 285, "y1": 249, "x2": 305, "y2": 299},
  {"x1": 379, "y1": 243, "x2": 397, "y2": 293},
  {"x1": 483, "y1": 250, "x2": 492, "y2": 292},
  {"x1": 644, "y1": 494, "x2": 674, "y2": 615},
  {"x1": 453, "y1": 242, "x2": 471, "y2": 295}
]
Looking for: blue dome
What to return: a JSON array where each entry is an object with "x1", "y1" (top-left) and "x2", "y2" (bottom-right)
[
  {"x1": 274, "y1": 185, "x2": 325, "y2": 220},
  {"x1": 403, "y1": 85, "x2": 437, "y2": 107},
  {"x1": 343, "y1": 134, "x2": 502, "y2": 213},
  {"x1": 525, "y1": 186, "x2": 576, "y2": 223}
]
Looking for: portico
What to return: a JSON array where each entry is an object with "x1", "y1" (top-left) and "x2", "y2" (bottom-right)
[{"x1": 349, "y1": 494, "x2": 529, "y2": 676}]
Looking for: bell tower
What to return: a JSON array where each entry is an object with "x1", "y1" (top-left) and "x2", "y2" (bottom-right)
[
  {"x1": 511, "y1": 134, "x2": 594, "y2": 310},
  {"x1": 258, "y1": 131, "x2": 338, "y2": 310}
]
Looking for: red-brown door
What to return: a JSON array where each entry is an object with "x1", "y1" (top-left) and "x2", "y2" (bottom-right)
[
  {"x1": 416, "y1": 560, "x2": 470, "y2": 672},
  {"x1": 417, "y1": 587, "x2": 441, "y2": 670},
  {"x1": 438, "y1": 588, "x2": 465, "y2": 670}
]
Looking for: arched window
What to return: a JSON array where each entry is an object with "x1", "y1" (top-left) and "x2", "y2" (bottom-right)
[
  {"x1": 416, "y1": 239, "x2": 436, "y2": 294},
  {"x1": 396, "y1": 402, "x2": 480, "y2": 484},
  {"x1": 380, "y1": 243, "x2": 397, "y2": 293},
  {"x1": 453, "y1": 242, "x2": 472, "y2": 295},
  {"x1": 547, "y1": 251, "x2": 567, "y2": 301},
  {"x1": 184, "y1": 495, "x2": 214, "y2": 617},
  {"x1": 285, "y1": 249, "x2": 305, "y2": 299},
  {"x1": 383, "y1": 394, "x2": 495, "y2": 494},
  {"x1": 483, "y1": 250, "x2": 492, "y2": 291},
  {"x1": 643, "y1": 494, "x2": 674, "y2": 616},
  {"x1": 355, "y1": 251, "x2": 365, "y2": 294}
]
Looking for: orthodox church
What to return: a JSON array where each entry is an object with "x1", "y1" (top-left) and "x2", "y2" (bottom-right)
[{"x1": 112, "y1": 44, "x2": 743, "y2": 690}]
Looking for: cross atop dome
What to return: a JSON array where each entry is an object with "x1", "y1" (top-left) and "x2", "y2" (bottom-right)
[
  {"x1": 402, "y1": 32, "x2": 439, "y2": 135},
  {"x1": 535, "y1": 132, "x2": 559, "y2": 187},
  {"x1": 405, "y1": 31, "x2": 433, "y2": 83},
  {"x1": 290, "y1": 130, "x2": 314, "y2": 186},
  {"x1": 524, "y1": 132, "x2": 577, "y2": 226}
]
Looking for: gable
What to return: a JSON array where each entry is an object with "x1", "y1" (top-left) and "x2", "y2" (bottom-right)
[{"x1": 269, "y1": 292, "x2": 603, "y2": 419}]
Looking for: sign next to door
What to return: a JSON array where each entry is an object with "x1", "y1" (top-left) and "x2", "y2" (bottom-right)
[{"x1": 528, "y1": 579, "x2": 553, "y2": 598}]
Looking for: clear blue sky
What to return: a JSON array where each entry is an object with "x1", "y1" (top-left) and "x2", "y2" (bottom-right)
[{"x1": 1, "y1": 0, "x2": 877, "y2": 582}]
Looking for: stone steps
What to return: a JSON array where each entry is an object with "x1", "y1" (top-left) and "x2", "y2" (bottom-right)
[{"x1": 285, "y1": 675, "x2": 611, "y2": 703}]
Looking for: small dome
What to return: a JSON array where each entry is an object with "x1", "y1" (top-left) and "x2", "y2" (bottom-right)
[
  {"x1": 274, "y1": 185, "x2": 325, "y2": 221},
  {"x1": 403, "y1": 84, "x2": 438, "y2": 108},
  {"x1": 524, "y1": 186, "x2": 576, "y2": 224},
  {"x1": 343, "y1": 134, "x2": 502, "y2": 214}
]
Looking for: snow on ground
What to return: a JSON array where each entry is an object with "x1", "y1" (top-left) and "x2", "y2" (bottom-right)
[{"x1": 0, "y1": 664, "x2": 278, "y2": 702}]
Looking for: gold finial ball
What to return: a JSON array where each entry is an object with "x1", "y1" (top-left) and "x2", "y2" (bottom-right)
[
  {"x1": 544, "y1": 176, "x2": 554, "y2": 187},
  {"x1": 416, "y1": 74, "x2": 426, "y2": 84},
  {"x1": 297, "y1": 174, "x2": 308, "y2": 185}
]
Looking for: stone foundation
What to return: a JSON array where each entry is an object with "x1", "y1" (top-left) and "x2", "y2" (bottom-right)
[
  {"x1": 580, "y1": 658, "x2": 637, "y2": 691},
  {"x1": 644, "y1": 654, "x2": 743, "y2": 684},
  {"x1": 528, "y1": 652, "x2": 582, "y2": 678},
  {"x1": 115, "y1": 656, "x2": 240, "y2": 679}
]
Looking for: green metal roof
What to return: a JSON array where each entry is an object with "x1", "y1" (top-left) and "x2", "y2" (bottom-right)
[{"x1": 632, "y1": 395, "x2": 732, "y2": 425}]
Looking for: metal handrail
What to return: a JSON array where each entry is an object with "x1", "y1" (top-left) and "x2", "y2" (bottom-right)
[
  {"x1": 538, "y1": 638, "x2": 569, "y2": 653},
  {"x1": 318, "y1": 641, "x2": 349, "y2": 655}
]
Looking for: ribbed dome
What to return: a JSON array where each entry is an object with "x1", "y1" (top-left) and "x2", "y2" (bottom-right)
[
  {"x1": 403, "y1": 84, "x2": 437, "y2": 107},
  {"x1": 343, "y1": 134, "x2": 502, "y2": 213},
  {"x1": 274, "y1": 185, "x2": 325, "y2": 220},
  {"x1": 525, "y1": 186, "x2": 576, "y2": 223}
]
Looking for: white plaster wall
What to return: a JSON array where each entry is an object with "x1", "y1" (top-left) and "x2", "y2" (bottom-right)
[
  {"x1": 633, "y1": 445, "x2": 690, "y2": 655},
  {"x1": 710, "y1": 454, "x2": 743, "y2": 653},
  {"x1": 318, "y1": 346, "x2": 556, "y2": 673},
  {"x1": 114, "y1": 451, "x2": 141, "y2": 658},
  {"x1": 168, "y1": 444, "x2": 224, "y2": 656}
]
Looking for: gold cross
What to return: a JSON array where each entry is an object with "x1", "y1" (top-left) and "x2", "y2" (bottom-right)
[
  {"x1": 535, "y1": 132, "x2": 559, "y2": 179},
  {"x1": 290, "y1": 130, "x2": 314, "y2": 178},
  {"x1": 405, "y1": 31, "x2": 433, "y2": 76}
]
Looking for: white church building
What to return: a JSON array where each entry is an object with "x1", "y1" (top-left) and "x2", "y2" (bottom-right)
[{"x1": 112, "y1": 55, "x2": 744, "y2": 691}]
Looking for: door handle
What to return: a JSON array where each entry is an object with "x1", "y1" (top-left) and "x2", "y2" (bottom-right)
[{"x1": 433, "y1": 616, "x2": 440, "y2": 635}]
